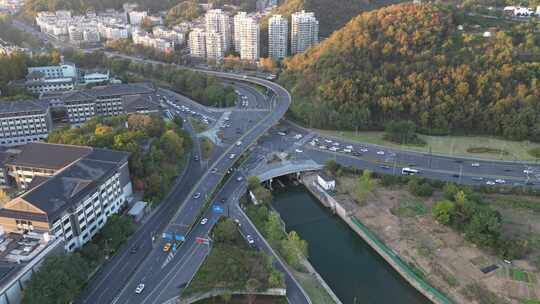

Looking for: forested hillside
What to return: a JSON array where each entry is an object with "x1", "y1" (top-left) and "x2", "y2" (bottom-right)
[{"x1": 280, "y1": 3, "x2": 540, "y2": 141}]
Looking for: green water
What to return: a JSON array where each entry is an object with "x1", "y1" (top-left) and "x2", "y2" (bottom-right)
[{"x1": 272, "y1": 183, "x2": 431, "y2": 304}]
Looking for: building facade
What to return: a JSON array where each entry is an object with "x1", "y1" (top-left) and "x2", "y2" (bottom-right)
[
  {"x1": 234, "y1": 12, "x2": 260, "y2": 61},
  {"x1": 291, "y1": 10, "x2": 319, "y2": 54},
  {"x1": 205, "y1": 9, "x2": 231, "y2": 53},
  {"x1": 0, "y1": 101, "x2": 53, "y2": 147},
  {"x1": 189, "y1": 28, "x2": 207, "y2": 58},
  {"x1": 205, "y1": 31, "x2": 224, "y2": 61},
  {"x1": 268, "y1": 14, "x2": 288, "y2": 59}
]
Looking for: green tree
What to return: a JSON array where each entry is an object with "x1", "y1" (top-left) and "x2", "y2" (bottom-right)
[
  {"x1": 280, "y1": 231, "x2": 308, "y2": 270},
  {"x1": 213, "y1": 218, "x2": 238, "y2": 244},
  {"x1": 247, "y1": 176, "x2": 261, "y2": 190},
  {"x1": 264, "y1": 211, "x2": 284, "y2": 246},
  {"x1": 432, "y1": 200, "x2": 455, "y2": 225}
]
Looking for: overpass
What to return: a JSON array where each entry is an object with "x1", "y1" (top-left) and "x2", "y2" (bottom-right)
[{"x1": 250, "y1": 159, "x2": 324, "y2": 182}]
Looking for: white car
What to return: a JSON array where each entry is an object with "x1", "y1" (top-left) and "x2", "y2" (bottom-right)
[
  {"x1": 343, "y1": 148, "x2": 352, "y2": 153},
  {"x1": 360, "y1": 148, "x2": 369, "y2": 153},
  {"x1": 294, "y1": 134, "x2": 303, "y2": 139},
  {"x1": 495, "y1": 179, "x2": 506, "y2": 184},
  {"x1": 193, "y1": 192, "x2": 201, "y2": 199},
  {"x1": 524, "y1": 169, "x2": 533, "y2": 174},
  {"x1": 346, "y1": 145, "x2": 353, "y2": 150},
  {"x1": 310, "y1": 141, "x2": 316, "y2": 146},
  {"x1": 376, "y1": 151, "x2": 385, "y2": 155},
  {"x1": 332, "y1": 142, "x2": 340, "y2": 146},
  {"x1": 295, "y1": 149, "x2": 303, "y2": 153},
  {"x1": 135, "y1": 283, "x2": 145, "y2": 294},
  {"x1": 229, "y1": 153, "x2": 236, "y2": 159},
  {"x1": 246, "y1": 235, "x2": 255, "y2": 244},
  {"x1": 236, "y1": 176, "x2": 243, "y2": 182},
  {"x1": 324, "y1": 139, "x2": 332, "y2": 144},
  {"x1": 486, "y1": 181, "x2": 496, "y2": 185},
  {"x1": 329, "y1": 147, "x2": 338, "y2": 152},
  {"x1": 200, "y1": 218, "x2": 208, "y2": 225},
  {"x1": 471, "y1": 163, "x2": 480, "y2": 167},
  {"x1": 319, "y1": 145, "x2": 327, "y2": 150},
  {"x1": 236, "y1": 141, "x2": 242, "y2": 146}
]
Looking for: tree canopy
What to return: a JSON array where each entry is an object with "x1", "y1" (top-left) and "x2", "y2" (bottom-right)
[{"x1": 280, "y1": 3, "x2": 540, "y2": 141}]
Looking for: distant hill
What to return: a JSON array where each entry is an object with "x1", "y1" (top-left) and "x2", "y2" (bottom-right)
[
  {"x1": 279, "y1": 3, "x2": 540, "y2": 141},
  {"x1": 259, "y1": 0, "x2": 404, "y2": 56}
]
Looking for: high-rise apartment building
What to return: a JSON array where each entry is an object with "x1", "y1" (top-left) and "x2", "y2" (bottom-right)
[
  {"x1": 188, "y1": 28, "x2": 206, "y2": 58},
  {"x1": 291, "y1": 10, "x2": 319, "y2": 54},
  {"x1": 268, "y1": 14, "x2": 288, "y2": 59},
  {"x1": 205, "y1": 9, "x2": 231, "y2": 52},
  {"x1": 234, "y1": 12, "x2": 259, "y2": 61},
  {"x1": 205, "y1": 31, "x2": 224, "y2": 61}
]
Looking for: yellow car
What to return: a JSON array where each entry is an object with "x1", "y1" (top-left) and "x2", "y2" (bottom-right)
[{"x1": 163, "y1": 242, "x2": 171, "y2": 252}]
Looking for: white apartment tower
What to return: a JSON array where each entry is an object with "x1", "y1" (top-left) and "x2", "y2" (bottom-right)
[
  {"x1": 206, "y1": 31, "x2": 224, "y2": 61},
  {"x1": 233, "y1": 12, "x2": 248, "y2": 53},
  {"x1": 240, "y1": 17, "x2": 259, "y2": 61},
  {"x1": 234, "y1": 12, "x2": 260, "y2": 61},
  {"x1": 268, "y1": 14, "x2": 288, "y2": 59},
  {"x1": 188, "y1": 28, "x2": 207, "y2": 58},
  {"x1": 205, "y1": 9, "x2": 231, "y2": 52},
  {"x1": 291, "y1": 10, "x2": 319, "y2": 54}
]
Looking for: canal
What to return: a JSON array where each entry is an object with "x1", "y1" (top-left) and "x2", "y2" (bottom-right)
[{"x1": 271, "y1": 182, "x2": 431, "y2": 304}]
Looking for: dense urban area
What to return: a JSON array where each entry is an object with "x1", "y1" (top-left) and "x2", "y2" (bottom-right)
[{"x1": 0, "y1": 0, "x2": 539, "y2": 304}]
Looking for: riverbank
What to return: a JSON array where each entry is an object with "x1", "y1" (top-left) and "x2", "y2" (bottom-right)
[{"x1": 300, "y1": 174, "x2": 450, "y2": 304}]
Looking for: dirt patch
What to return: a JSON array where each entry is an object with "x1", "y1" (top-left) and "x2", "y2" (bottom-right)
[{"x1": 334, "y1": 174, "x2": 540, "y2": 304}]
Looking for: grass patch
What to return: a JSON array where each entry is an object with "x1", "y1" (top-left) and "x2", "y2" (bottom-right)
[
  {"x1": 190, "y1": 117, "x2": 208, "y2": 133},
  {"x1": 522, "y1": 299, "x2": 540, "y2": 304},
  {"x1": 293, "y1": 271, "x2": 337, "y2": 304},
  {"x1": 200, "y1": 137, "x2": 214, "y2": 160},
  {"x1": 184, "y1": 219, "x2": 285, "y2": 297},
  {"x1": 317, "y1": 129, "x2": 540, "y2": 161},
  {"x1": 466, "y1": 147, "x2": 509, "y2": 156},
  {"x1": 462, "y1": 283, "x2": 510, "y2": 304},
  {"x1": 391, "y1": 199, "x2": 427, "y2": 218},
  {"x1": 528, "y1": 147, "x2": 540, "y2": 158},
  {"x1": 491, "y1": 195, "x2": 540, "y2": 213},
  {"x1": 510, "y1": 269, "x2": 529, "y2": 282}
]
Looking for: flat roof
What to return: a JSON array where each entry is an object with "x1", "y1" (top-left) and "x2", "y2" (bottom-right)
[{"x1": 0, "y1": 100, "x2": 48, "y2": 115}]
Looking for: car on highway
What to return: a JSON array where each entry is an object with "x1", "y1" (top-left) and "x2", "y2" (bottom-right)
[
  {"x1": 229, "y1": 153, "x2": 236, "y2": 159},
  {"x1": 135, "y1": 283, "x2": 145, "y2": 294},
  {"x1": 324, "y1": 139, "x2": 332, "y2": 144},
  {"x1": 376, "y1": 151, "x2": 385, "y2": 155},
  {"x1": 471, "y1": 162, "x2": 480, "y2": 167},
  {"x1": 472, "y1": 177, "x2": 484, "y2": 181},
  {"x1": 163, "y1": 243, "x2": 172, "y2": 252},
  {"x1": 343, "y1": 148, "x2": 352, "y2": 153},
  {"x1": 294, "y1": 134, "x2": 303, "y2": 139},
  {"x1": 295, "y1": 149, "x2": 303, "y2": 153},
  {"x1": 200, "y1": 218, "x2": 208, "y2": 225},
  {"x1": 319, "y1": 145, "x2": 327, "y2": 150},
  {"x1": 246, "y1": 235, "x2": 255, "y2": 245},
  {"x1": 130, "y1": 246, "x2": 138, "y2": 254},
  {"x1": 194, "y1": 155, "x2": 199, "y2": 161},
  {"x1": 524, "y1": 169, "x2": 533, "y2": 174},
  {"x1": 486, "y1": 181, "x2": 496, "y2": 185},
  {"x1": 495, "y1": 179, "x2": 506, "y2": 184},
  {"x1": 236, "y1": 176, "x2": 243, "y2": 182},
  {"x1": 360, "y1": 148, "x2": 369, "y2": 153},
  {"x1": 193, "y1": 192, "x2": 201, "y2": 199},
  {"x1": 211, "y1": 168, "x2": 218, "y2": 173},
  {"x1": 236, "y1": 141, "x2": 242, "y2": 146},
  {"x1": 277, "y1": 131, "x2": 287, "y2": 136},
  {"x1": 329, "y1": 147, "x2": 338, "y2": 152}
]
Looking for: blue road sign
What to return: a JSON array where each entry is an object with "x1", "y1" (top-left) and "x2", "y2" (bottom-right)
[
  {"x1": 212, "y1": 204, "x2": 224, "y2": 214},
  {"x1": 175, "y1": 234, "x2": 185, "y2": 242},
  {"x1": 162, "y1": 232, "x2": 173, "y2": 241},
  {"x1": 172, "y1": 243, "x2": 177, "y2": 252}
]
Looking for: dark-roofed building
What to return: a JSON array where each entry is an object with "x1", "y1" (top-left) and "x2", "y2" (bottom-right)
[
  {"x1": 4, "y1": 142, "x2": 92, "y2": 190},
  {"x1": 0, "y1": 100, "x2": 53, "y2": 147},
  {"x1": 0, "y1": 146, "x2": 131, "y2": 252},
  {"x1": 62, "y1": 83, "x2": 157, "y2": 124},
  {"x1": 123, "y1": 94, "x2": 160, "y2": 114}
]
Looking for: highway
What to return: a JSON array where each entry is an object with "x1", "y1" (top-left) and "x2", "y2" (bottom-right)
[{"x1": 13, "y1": 18, "x2": 540, "y2": 304}]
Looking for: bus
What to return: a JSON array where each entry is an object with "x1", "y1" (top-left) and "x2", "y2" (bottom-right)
[{"x1": 401, "y1": 167, "x2": 419, "y2": 175}]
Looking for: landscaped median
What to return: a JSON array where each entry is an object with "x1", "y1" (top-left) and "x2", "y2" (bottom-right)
[{"x1": 179, "y1": 219, "x2": 287, "y2": 304}]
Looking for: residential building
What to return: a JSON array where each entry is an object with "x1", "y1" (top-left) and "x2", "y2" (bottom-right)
[
  {"x1": 153, "y1": 26, "x2": 186, "y2": 45},
  {"x1": 206, "y1": 31, "x2": 224, "y2": 61},
  {"x1": 205, "y1": 9, "x2": 231, "y2": 52},
  {"x1": 128, "y1": 10, "x2": 147, "y2": 25},
  {"x1": 189, "y1": 28, "x2": 206, "y2": 58},
  {"x1": 98, "y1": 23, "x2": 130, "y2": 40},
  {"x1": 291, "y1": 10, "x2": 318, "y2": 54},
  {"x1": 268, "y1": 14, "x2": 288, "y2": 59},
  {"x1": 25, "y1": 63, "x2": 78, "y2": 95},
  {"x1": 0, "y1": 100, "x2": 52, "y2": 147},
  {"x1": 132, "y1": 29, "x2": 175, "y2": 53},
  {"x1": 234, "y1": 12, "x2": 260, "y2": 61},
  {"x1": 317, "y1": 173, "x2": 336, "y2": 191},
  {"x1": 0, "y1": 144, "x2": 132, "y2": 252},
  {"x1": 28, "y1": 63, "x2": 78, "y2": 79}
]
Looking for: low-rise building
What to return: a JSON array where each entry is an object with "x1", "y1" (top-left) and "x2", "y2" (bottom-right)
[
  {"x1": 317, "y1": 173, "x2": 335, "y2": 191},
  {"x1": 0, "y1": 145, "x2": 132, "y2": 252},
  {"x1": 0, "y1": 100, "x2": 52, "y2": 147}
]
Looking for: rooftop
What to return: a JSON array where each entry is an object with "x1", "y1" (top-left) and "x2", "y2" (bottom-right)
[
  {"x1": 0, "y1": 100, "x2": 48, "y2": 115},
  {"x1": 21, "y1": 148, "x2": 129, "y2": 221},
  {"x1": 87, "y1": 83, "x2": 155, "y2": 98},
  {"x1": 122, "y1": 94, "x2": 160, "y2": 113},
  {"x1": 5, "y1": 142, "x2": 92, "y2": 170}
]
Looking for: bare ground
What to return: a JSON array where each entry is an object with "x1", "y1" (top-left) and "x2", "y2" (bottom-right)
[{"x1": 335, "y1": 175, "x2": 540, "y2": 304}]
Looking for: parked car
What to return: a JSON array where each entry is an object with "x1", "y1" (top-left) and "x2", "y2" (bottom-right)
[
  {"x1": 163, "y1": 243, "x2": 171, "y2": 252},
  {"x1": 135, "y1": 283, "x2": 145, "y2": 294},
  {"x1": 193, "y1": 192, "x2": 201, "y2": 199},
  {"x1": 200, "y1": 218, "x2": 208, "y2": 225}
]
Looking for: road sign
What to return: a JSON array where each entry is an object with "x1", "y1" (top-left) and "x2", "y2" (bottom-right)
[
  {"x1": 195, "y1": 237, "x2": 210, "y2": 245},
  {"x1": 162, "y1": 232, "x2": 173, "y2": 241},
  {"x1": 175, "y1": 234, "x2": 185, "y2": 242},
  {"x1": 212, "y1": 204, "x2": 224, "y2": 214},
  {"x1": 172, "y1": 243, "x2": 177, "y2": 252}
]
